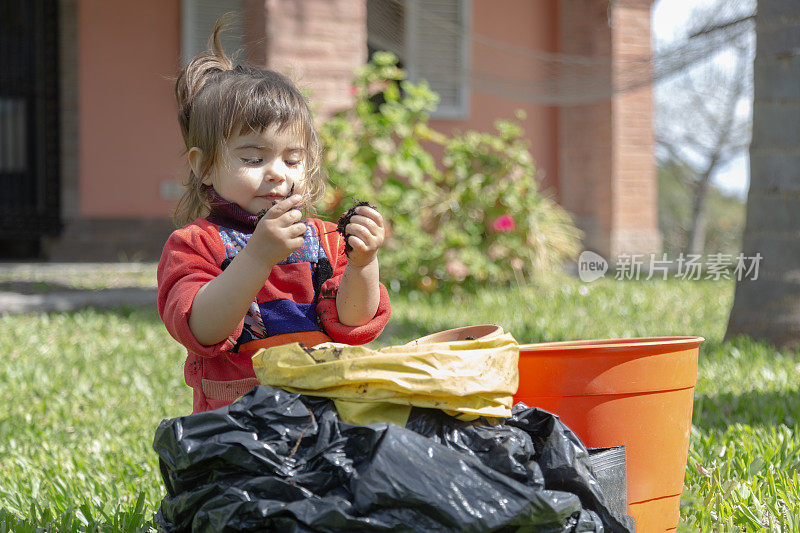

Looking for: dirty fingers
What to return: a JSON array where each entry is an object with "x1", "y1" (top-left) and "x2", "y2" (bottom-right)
[{"x1": 344, "y1": 206, "x2": 385, "y2": 267}]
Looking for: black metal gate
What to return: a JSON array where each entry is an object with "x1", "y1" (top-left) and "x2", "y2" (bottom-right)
[{"x1": 0, "y1": 0, "x2": 60, "y2": 254}]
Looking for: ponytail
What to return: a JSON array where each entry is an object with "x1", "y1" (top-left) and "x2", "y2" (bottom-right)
[
  {"x1": 175, "y1": 18, "x2": 234, "y2": 141},
  {"x1": 173, "y1": 19, "x2": 234, "y2": 227}
]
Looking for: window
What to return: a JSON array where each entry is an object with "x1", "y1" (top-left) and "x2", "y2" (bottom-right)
[
  {"x1": 367, "y1": 0, "x2": 470, "y2": 119},
  {"x1": 181, "y1": 0, "x2": 244, "y2": 65}
]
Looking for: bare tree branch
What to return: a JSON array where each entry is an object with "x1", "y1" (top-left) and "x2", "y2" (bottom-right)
[
  {"x1": 656, "y1": 1, "x2": 753, "y2": 255},
  {"x1": 688, "y1": 14, "x2": 756, "y2": 39}
]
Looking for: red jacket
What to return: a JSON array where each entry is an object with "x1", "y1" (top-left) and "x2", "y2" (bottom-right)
[{"x1": 157, "y1": 217, "x2": 390, "y2": 413}]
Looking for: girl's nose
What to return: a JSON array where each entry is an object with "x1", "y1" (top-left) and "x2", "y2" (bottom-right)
[{"x1": 264, "y1": 158, "x2": 285, "y2": 182}]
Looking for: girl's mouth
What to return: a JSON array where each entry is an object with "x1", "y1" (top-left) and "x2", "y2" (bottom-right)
[
  {"x1": 261, "y1": 184, "x2": 295, "y2": 202},
  {"x1": 256, "y1": 184, "x2": 299, "y2": 221}
]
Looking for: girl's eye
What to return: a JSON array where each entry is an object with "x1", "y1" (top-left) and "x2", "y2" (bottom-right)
[
  {"x1": 285, "y1": 160, "x2": 302, "y2": 167},
  {"x1": 242, "y1": 158, "x2": 262, "y2": 165}
]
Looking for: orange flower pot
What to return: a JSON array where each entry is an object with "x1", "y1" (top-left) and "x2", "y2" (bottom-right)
[{"x1": 515, "y1": 336, "x2": 704, "y2": 532}]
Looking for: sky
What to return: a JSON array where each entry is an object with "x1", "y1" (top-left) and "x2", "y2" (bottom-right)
[{"x1": 651, "y1": 0, "x2": 751, "y2": 199}]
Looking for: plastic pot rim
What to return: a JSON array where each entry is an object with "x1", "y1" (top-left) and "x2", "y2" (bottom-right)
[{"x1": 519, "y1": 336, "x2": 705, "y2": 353}]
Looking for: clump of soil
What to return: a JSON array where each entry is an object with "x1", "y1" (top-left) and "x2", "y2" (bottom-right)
[
  {"x1": 299, "y1": 343, "x2": 342, "y2": 364},
  {"x1": 337, "y1": 201, "x2": 375, "y2": 256}
]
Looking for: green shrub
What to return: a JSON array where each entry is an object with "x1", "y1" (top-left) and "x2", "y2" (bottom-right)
[{"x1": 319, "y1": 52, "x2": 582, "y2": 293}]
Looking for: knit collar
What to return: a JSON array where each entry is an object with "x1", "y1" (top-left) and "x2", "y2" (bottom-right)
[{"x1": 205, "y1": 188, "x2": 262, "y2": 233}]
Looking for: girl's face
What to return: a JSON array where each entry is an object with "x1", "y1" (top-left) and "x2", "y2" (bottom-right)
[{"x1": 197, "y1": 124, "x2": 307, "y2": 214}]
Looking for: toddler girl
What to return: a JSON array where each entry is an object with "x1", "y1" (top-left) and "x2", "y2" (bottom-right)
[{"x1": 157, "y1": 26, "x2": 390, "y2": 414}]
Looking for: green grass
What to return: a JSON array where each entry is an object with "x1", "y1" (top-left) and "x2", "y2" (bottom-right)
[
  {"x1": 0, "y1": 263, "x2": 158, "y2": 291},
  {"x1": 0, "y1": 274, "x2": 797, "y2": 531}
]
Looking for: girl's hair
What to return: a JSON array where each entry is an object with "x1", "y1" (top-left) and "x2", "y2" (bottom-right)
[{"x1": 173, "y1": 19, "x2": 324, "y2": 227}]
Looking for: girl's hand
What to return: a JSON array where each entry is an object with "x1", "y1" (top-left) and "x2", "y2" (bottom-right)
[
  {"x1": 244, "y1": 195, "x2": 306, "y2": 268},
  {"x1": 344, "y1": 205, "x2": 385, "y2": 268}
]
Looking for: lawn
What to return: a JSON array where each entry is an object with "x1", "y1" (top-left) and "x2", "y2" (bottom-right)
[{"x1": 0, "y1": 273, "x2": 798, "y2": 531}]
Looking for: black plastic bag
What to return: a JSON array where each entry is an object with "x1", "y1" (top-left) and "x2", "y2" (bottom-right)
[{"x1": 153, "y1": 386, "x2": 633, "y2": 532}]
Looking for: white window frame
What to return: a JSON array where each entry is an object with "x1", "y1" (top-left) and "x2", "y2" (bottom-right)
[
  {"x1": 405, "y1": 0, "x2": 471, "y2": 120},
  {"x1": 181, "y1": 0, "x2": 244, "y2": 66},
  {"x1": 368, "y1": 0, "x2": 471, "y2": 120}
]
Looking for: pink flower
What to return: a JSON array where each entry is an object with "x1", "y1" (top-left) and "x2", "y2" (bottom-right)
[
  {"x1": 492, "y1": 214, "x2": 516, "y2": 232},
  {"x1": 348, "y1": 85, "x2": 358, "y2": 96}
]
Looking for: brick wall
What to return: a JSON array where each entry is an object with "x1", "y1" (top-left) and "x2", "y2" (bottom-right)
[
  {"x1": 246, "y1": 0, "x2": 367, "y2": 119},
  {"x1": 610, "y1": 0, "x2": 661, "y2": 258},
  {"x1": 559, "y1": 0, "x2": 660, "y2": 260},
  {"x1": 558, "y1": 0, "x2": 613, "y2": 256}
]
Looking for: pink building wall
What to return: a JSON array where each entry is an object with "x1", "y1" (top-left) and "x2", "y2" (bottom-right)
[
  {"x1": 431, "y1": 0, "x2": 561, "y2": 195},
  {"x1": 62, "y1": 0, "x2": 656, "y2": 261},
  {"x1": 78, "y1": 0, "x2": 184, "y2": 218},
  {"x1": 75, "y1": 0, "x2": 561, "y2": 223}
]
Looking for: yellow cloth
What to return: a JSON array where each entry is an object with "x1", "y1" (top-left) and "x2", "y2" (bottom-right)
[{"x1": 251, "y1": 328, "x2": 519, "y2": 426}]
